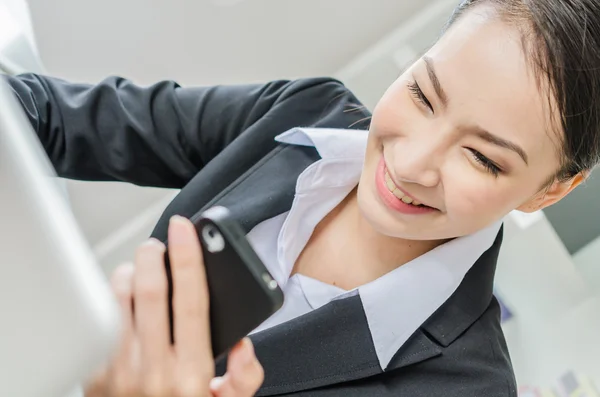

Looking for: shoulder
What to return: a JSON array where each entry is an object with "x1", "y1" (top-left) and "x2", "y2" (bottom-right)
[
  {"x1": 273, "y1": 77, "x2": 348, "y2": 96},
  {"x1": 260, "y1": 77, "x2": 371, "y2": 130},
  {"x1": 272, "y1": 77, "x2": 354, "y2": 99},
  {"x1": 380, "y1": 298, "x2": 517, "y2": 397},
  {"x1": 436, "y1": 297, "x2": 518, "y2": 397}
]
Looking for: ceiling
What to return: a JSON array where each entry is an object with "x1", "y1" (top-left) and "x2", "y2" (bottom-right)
[
  {"x1": 21, "y1": 0, "x2": 440, "y2": 269},
  {"x1": 27, "y1": 0, "x2": 426, "y2": 84}
]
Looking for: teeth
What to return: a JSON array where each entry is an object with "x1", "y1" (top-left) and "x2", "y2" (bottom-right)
[
  {"x1": 385, "y1": 170, "x2": 423, "y2": 207},
  {"x1": 385, "y1": 173, "x2": 396, "y2": 191}
]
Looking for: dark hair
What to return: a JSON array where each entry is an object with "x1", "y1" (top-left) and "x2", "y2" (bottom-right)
[{"x1": 445, "y1": 0, "x2": 600, "y2": 182}]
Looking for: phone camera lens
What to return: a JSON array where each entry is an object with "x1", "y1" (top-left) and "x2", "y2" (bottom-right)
[
  {"x1": 262, "y1": 273, "x2": 278, "y2": 290},
  {"x1": 201, "y1": 224, "x2": 225, "y2": 253}
]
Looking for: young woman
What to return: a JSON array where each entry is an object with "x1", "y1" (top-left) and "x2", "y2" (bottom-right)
[{"x1": 9, "y1": 0, "x2": 600, "y2": 395}]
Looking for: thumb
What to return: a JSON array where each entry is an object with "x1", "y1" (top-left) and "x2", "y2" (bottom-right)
[{"x1": 209, "y1": 338, "x2": 264, "y2": 397}]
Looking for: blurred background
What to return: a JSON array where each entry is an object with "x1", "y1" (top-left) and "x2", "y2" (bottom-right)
[{"x1": 3, "y1": 0, "x2": 600, "y2": 394}]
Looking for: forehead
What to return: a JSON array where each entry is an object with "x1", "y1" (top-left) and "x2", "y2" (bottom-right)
[{"x1": 424, "y1": 10, "x2": 560, "y2": 167}]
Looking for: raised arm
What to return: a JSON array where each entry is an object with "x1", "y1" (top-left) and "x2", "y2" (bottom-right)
[{"x1": 6, "y1": 74, "x2": 359, "y2": 188}]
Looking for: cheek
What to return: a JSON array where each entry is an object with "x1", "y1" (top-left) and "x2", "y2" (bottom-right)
[
  {"x1": 371, "y1": 78, "x2": 418, "y2": 136},
  {"x1": 445, "y1": 178, "x2": 513, "y2": 222}
]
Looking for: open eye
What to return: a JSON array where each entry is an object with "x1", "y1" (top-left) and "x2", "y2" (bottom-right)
[{"x1": 407, "y1": 80, "x2": 433, "y2": 112}]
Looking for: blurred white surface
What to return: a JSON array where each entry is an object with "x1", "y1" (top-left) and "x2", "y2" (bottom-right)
[
  {"x1": 0, "y1": 7, "x2": 120, "y2": 392},
  {"x1": 0, "y1": 0, "x2": 43, "y2": 73}
]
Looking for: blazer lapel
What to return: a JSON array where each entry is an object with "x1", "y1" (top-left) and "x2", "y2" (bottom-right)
[
  {"x1": 192, "y1": 144, "x2": 320, "y2": 233},
  {"x1": 151, "y1": 143, "x2": 321, "y2": 240},
  {"x1": 386, "y1": 226, "x2": 504, "y2": 372},
  {"x1": 420, "y1": 226, "x2": 503, "y2": 347},
  {"x1": 216, "y1": 295, "x2": 384, "y2": 396}
]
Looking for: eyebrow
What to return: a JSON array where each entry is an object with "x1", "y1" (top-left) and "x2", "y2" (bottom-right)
[
  {"x1": 423, "y1": 56, "x2": 448, "y2": 107},
  {"x1": 473, "y1": 127, "x2": 529, "y2": 165}
]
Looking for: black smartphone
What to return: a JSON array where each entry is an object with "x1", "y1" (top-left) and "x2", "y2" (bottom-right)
[{"x1": 163, "y1": 206, "x2": 284, "y2": 359}]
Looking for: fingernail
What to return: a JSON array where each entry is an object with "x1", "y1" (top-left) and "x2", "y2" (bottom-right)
[
  {"x1": 239, "y1": 338, "x2": 255, "y2": 365},
  {"x1": 209, "y1": 377, "x2": 225, "y2": 391},
  {"x1": 111, "y1": 263, "x2": 134, "y2": 293},
  {"x1": 169, "y1": 215, "x2": 193, "y2": 244},
  {"x1": 143, "y1": 238, "x2": 165, "y2": 251}
]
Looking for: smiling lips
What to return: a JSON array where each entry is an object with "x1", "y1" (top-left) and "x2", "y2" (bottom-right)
[{"x1": 375, "y1": 157, "x2": 438, "y2": 215}]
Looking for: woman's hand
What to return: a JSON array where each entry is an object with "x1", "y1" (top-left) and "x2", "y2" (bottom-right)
[{"x1": 85, "y1": 215, "x2": 264, "y2": 397}]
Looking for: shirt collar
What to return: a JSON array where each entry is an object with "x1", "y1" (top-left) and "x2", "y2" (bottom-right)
[
  {"x1": 352, "y1": 220, "x2": 502, "y2": 369},
  {"x1": 274, "y1": 128, "x2": 368, "y2": 278},
  {"x1": 275, "y1": 127, "x2": 369, "y2": 160}
]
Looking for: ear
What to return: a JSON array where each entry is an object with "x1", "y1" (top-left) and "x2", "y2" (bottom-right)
[{"x1": 517, "y1": 172, "x2": 588, "y2": 213}]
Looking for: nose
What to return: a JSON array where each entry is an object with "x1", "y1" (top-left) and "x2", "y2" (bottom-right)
[{"x1": 389, "y1": 139, "x2": 441, "y2": 188}]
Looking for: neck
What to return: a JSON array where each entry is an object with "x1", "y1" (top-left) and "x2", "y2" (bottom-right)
[{"x1": 293, "y1": 188, "x2": 447, "y2": 290}]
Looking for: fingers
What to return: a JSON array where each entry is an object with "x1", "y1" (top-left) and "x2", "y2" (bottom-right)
[
  {"x1": 168, "y1": 216, "x2": 213, "y2": 366},
  {"x1": 85, "y1": 219, "x2": 223, "y2": 397},
  {"x1": 106, "y1": 263, "x2": 139, "y2": 396},
  {"x1": 133, "y1": 239, "x2": 172, "y2": 389},
  {"x1": 209, "y1": 338, "x2": 264, "y2": 397},
  {"x1": 111, "y1": 263, "x2": 136, "y2": 360}
]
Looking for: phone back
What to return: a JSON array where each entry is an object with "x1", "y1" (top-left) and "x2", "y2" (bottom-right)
[{"x1": 165, "y1": 206, "x2": 284, "y2": 358}]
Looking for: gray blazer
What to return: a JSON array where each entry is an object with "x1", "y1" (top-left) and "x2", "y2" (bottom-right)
[{"x1": 8, "y1": 73, "x2": 517, "y2": 396}]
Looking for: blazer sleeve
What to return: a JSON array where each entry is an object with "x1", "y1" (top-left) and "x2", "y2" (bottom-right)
[{"x1": 5, "y1": 73, "x2": 355, "y2": 188}]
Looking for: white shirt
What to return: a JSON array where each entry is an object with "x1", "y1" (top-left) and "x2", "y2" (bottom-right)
[{"x1": 246, "y1": 127, "x2": 502, "y2": 370}]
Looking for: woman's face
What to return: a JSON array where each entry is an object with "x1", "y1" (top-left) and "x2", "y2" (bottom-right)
[{"x1": 357, "y1": 8, "x2": 580, "y2": 241}]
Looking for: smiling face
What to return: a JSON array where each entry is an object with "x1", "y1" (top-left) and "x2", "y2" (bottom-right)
[{"x1": 357, "y1": 6, "x2": 582, "y2": 241}]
